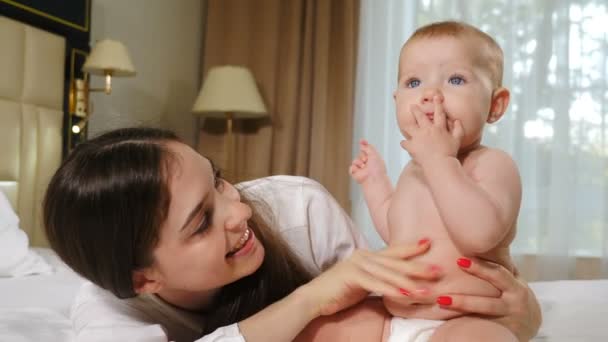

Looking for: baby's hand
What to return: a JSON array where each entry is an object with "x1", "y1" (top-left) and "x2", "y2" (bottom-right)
[
  {"x1": 400, "y1": 96, "x2": 464, "y2": 166},
  {"x1": 349, "y1": 140, "x2": 387, "y2": 184}
]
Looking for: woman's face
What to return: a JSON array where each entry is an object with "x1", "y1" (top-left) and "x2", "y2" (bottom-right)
[{"x1": 147, "y1": 141, "x2": 265, "y2": 296}]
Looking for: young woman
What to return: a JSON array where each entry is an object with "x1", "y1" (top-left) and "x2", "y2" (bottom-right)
[{"x1": 44, "y1": 128, "x2": 540, "y2": 341}]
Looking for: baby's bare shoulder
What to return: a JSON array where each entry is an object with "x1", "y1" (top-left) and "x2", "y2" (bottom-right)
[
  {"x1": 466, "y1": 146, "x2": 515, "y2": 163},
  {"x1": 464, "y1": 147, "x2": 519, "y2": 180}
]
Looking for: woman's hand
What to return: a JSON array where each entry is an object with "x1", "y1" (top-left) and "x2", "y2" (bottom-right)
[
  {"x1": 439, "y1": 258, "x2": 541, "y2": 341},
  {"x1": 240, "y1": 241, "x2": 439, "y2": 342},
  {"x1": 299, "y1": 240, "x2": 441, "y2": 318}
]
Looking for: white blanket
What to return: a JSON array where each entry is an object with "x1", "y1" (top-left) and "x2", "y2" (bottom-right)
[
  {"x1": 0, "y1": 308, "x2": 73, "y2": 341},
  {"x1": 531, "y1": 280, "x2": 608, "y2": 341},
  {"x1": 0, "y1": 248, "x2": 83, "y2": 342},
  {"x1": 0, "y1": 190, "x2": 52, "y2": 277}
]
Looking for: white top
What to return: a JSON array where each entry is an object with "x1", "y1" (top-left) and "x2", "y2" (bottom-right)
[{"x1": 71, "y1": 176, "x2": 368, "y2": 342}]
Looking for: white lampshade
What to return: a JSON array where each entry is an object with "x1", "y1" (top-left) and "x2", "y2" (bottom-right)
[
  {"x1": 82, "y1": 39, "x2": 136, "y2": 77},
  {"x1": 192, "y1": 66, "x2": 267, "y2": 118}
]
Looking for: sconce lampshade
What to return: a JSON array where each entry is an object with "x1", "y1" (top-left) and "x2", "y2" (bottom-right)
[
  {"x1": 192, "y1": 66, "x2": 267, "y2": 118},
  {"x1": 82, "y1": 39, "x2": 136, "y2": 76}
]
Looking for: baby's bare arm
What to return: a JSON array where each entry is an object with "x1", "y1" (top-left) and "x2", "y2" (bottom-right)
[
  {"x1": 420, "y1": 149, "x2": 521, "y2": 254},
  {"x1": 360, "y1": 175, "x2": 393, "y2": 242},
  {"x1": 350, "y1": 140, "x2": 394, "y2": 242}
]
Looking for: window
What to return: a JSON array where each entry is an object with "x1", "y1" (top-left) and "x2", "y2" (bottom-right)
[{"x1": 353, "y1": 0, "x2": 608, "y2": 278}]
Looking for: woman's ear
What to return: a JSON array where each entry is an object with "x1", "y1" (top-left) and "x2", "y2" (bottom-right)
[
  {"x1": 487, "y1": 87, "x2": 510, "y2": 123},
  {"x1": 132, "y1": 267, "x2": 163, "y2": 294}
]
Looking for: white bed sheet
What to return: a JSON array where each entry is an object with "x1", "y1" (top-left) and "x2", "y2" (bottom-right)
[
  {"x1": 0, "y1": 248, "x2": 84, "y2": 342},
  {"x1": 530, "y1": 279, "x2": 608, "y2": 341},
  {"x1": 0, "y1": 248, "x2": 83, "y2": 315},
  {"x1": 0, "y1": 308, "x2": 73, "y2": 341},
  {"x1": 0, "y1": 249, "x2": 606, "y2": 341}
]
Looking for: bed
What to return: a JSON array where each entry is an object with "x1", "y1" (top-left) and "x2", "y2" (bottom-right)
[
  {"x1": 0, "y1": 14, "x2": 85, "y2": 342},
  {"x1": 1, "y1": 12, "x2": 608, "y2": 342},
  {"x1": 530, "y1": 280, "x2": 608, "y2": 341},
  {"x1": 0, "y1": 248, "x2": 84, "y2": 341},
  {"x1": 2, "y1": 265, "x2": 607, "y2": 341}
]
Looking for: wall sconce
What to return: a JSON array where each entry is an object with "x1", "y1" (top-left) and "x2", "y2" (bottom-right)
[
  {"x1": 70, "y1": 39, "x2": 136, "y2": 134},
  {"x1": 192, "y1": 65, "x2": 267, "y2": 179}
]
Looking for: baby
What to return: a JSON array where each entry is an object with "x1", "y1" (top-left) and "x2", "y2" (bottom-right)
[{"x1": 350, "y1": 21, "x2": 521, "y2": 341}]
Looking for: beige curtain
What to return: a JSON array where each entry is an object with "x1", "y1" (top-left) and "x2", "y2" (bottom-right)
[{"x1": 198, "y1": 0, "x2": 359, "y2": 210}]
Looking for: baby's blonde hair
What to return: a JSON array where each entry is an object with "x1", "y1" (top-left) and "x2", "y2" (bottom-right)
[{"x1": 402, "y1": 21, "x2": 504, "y2": 88}]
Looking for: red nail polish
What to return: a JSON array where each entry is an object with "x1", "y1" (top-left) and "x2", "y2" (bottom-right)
[
  {"x1": 418, "y1": 238, "x2": 430, "y2": 246},
  {"x1": 457, "y1": 258, "x2": 472, "y2": 268},
  {"x1": 399, "y1": 288, "x2": 411, "y2": 296},
  {"x1": 437, "y1": 296, "x2": 452, "y2": 306}
]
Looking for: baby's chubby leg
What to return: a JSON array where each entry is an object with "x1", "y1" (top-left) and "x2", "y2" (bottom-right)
[
  {"x1": 294, "y1": 297, "x2": 392, "y2": 342},
  {"x1": 429, "y1": 316, "x2": 517, "y2": 342}
]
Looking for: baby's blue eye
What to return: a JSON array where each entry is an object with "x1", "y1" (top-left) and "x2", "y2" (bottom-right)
[
  {"x1": 448, "y1": 76, "x2": 465, "y2": 85},
  {"x1": 406, "y1": 79, "x2": 421, "y2": 88}
]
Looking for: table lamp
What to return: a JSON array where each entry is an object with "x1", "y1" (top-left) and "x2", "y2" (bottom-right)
[{"x1": 192, "y1": 66, "x2": 267, "y2": 177}]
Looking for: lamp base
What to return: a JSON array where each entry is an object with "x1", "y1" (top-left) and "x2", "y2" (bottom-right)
[{"x1": 224, "y1": 112, "x2": 236, "y2": 181}]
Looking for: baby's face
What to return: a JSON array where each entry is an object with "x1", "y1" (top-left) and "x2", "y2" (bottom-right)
[{"x1": 394, "y1": 36, "x2": 495, "y2": 149}]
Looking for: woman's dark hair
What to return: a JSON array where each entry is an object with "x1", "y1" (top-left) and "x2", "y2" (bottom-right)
[
  {"x1": 43, "y1": 127, "x2": 313, "y2": 334},
  {"x1": 44, "y1": 127, "x2": 176, "y2": 298}
]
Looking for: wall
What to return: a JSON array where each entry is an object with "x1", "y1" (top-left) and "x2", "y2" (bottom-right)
[{"x1": 88, "y1": 0, "x2": 203, "y2": 145}]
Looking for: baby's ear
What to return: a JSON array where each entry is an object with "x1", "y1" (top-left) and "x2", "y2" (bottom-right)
[{"x1": 487, "y1": 87, "x2": 510, "y2": 123}]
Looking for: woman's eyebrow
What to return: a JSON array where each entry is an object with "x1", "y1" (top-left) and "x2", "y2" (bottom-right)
[
  {"x1": 180, "y1": 201, "x2": 204, "y2": 232},
  {"x1": 209, "y1": 159, "x2": 218, "y2": 175}
]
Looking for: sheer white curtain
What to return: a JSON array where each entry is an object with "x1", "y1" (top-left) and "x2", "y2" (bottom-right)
[{"x1": 352, "y1": 0, "x2": 608, "y2": 280}]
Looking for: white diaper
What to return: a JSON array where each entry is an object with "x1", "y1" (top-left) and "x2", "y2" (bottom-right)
[{"x1": 387, "y1": 317, "x2": 444, "y2": 342}]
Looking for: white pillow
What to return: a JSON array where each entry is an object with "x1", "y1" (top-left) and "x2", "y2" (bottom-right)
[{"x1": 0, "y1": 190, "x2": 52, "y2": 277}]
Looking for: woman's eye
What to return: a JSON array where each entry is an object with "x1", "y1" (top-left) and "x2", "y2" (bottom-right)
[
  {"x1": 214, "y1": 169, "x2": 224, "y2": 191},
  {"x1": 406, "y1": 78, "x2": 421, "y2": 88},
  {"x1": 193, "y1": 221, "x2": 207, "y2": 235},
  {"x1": 448, "y1": 76, "x2": 465, "y2": 85},
  {"x1": 193, "y1": 213, "x2": 211, "y2": 235}
]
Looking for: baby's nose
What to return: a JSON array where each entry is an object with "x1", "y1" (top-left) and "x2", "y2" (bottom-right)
[{"x1": 421, "y1": 88, "x2": 443, "y2": 103}]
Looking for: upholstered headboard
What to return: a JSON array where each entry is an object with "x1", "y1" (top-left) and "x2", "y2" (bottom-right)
[{"x1": 0, "y1": 16, "x2": 65, "y2": 247}]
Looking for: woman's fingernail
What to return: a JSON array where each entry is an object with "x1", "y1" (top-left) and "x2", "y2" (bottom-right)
[
  {"x1": 399, "y1": 288, "x2": 411, "y2": 296},
  {"x1": 457, "y1": 257, "x2": 472, "y2": 268},
  {"x1": 418, "y1": 238, "x2": 430, "y2": 246},
  {"x1": 437, "y1": 296, "x2": 452, "y2": 306}
]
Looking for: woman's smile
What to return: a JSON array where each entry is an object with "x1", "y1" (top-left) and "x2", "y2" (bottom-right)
[{"x1": 226, "y1": 227, "x2": 256, "y2": 258}]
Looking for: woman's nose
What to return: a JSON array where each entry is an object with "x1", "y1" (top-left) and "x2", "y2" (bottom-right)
[
  {"x1": 223, "y1": 201, "x2": 252, "y2": 232},
  {"x1": 223, "y1": 182, "x2": 240, "y2": 201}
]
